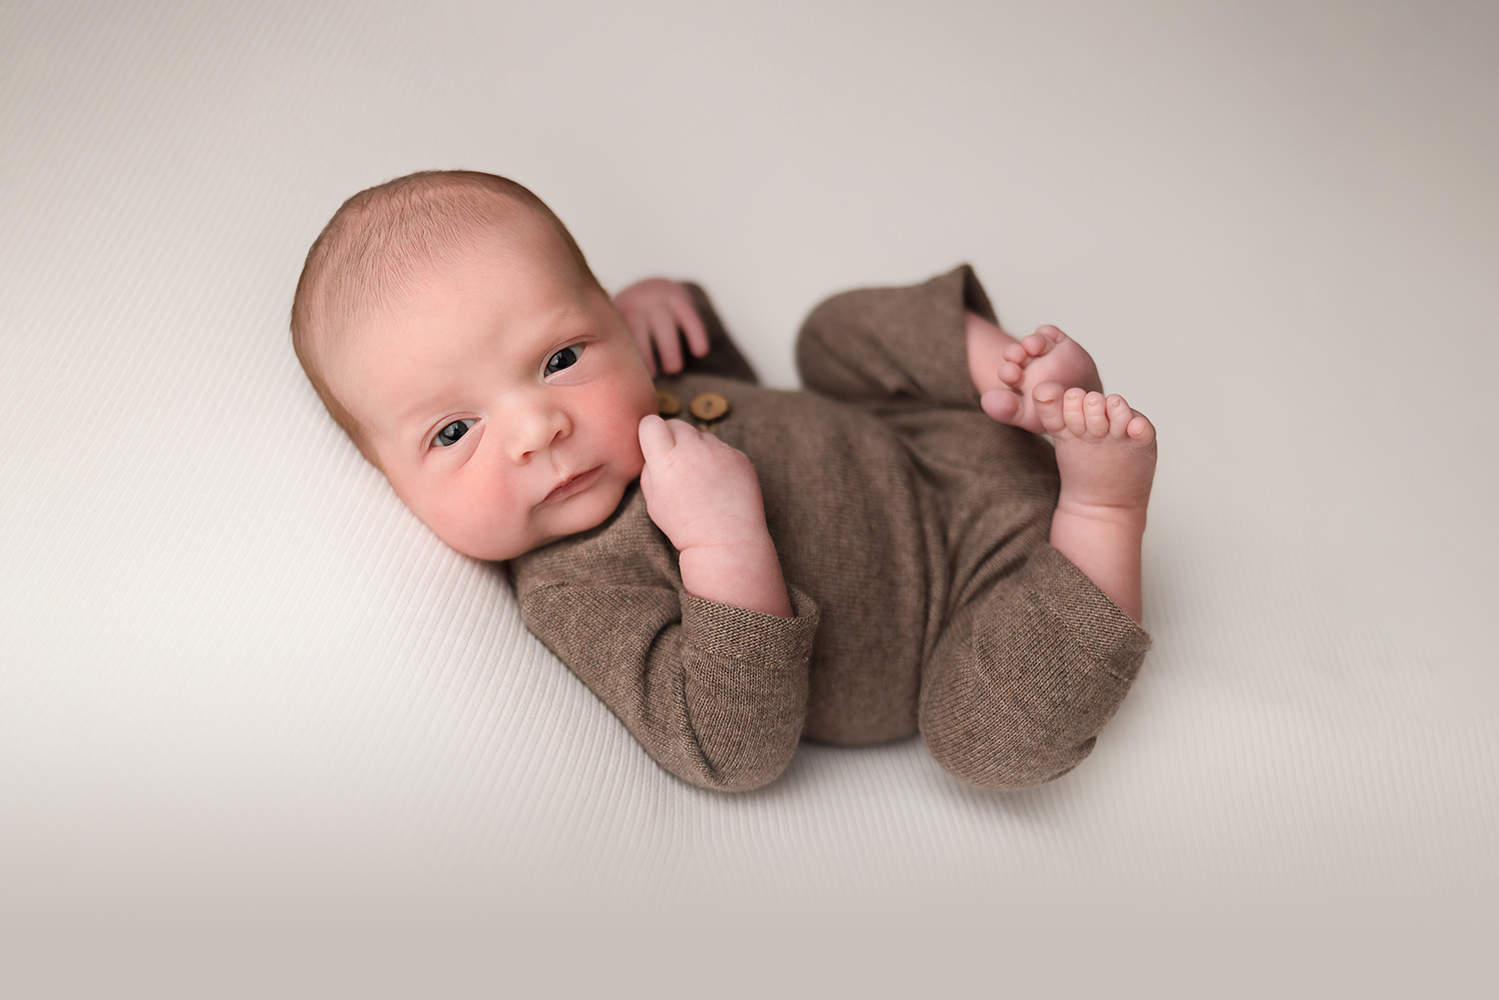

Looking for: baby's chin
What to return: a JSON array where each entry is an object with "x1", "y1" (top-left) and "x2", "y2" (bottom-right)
[
  {"x1": 462, "y1": 480, "x2": 633, "y2": 562},
  {"x1": 455, "y1": 536, "x2": 548, "y2": 564}
]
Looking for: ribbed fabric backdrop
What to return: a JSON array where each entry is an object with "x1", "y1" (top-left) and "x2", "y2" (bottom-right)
[{"x1": 2, "y1": 0, "x2": 1495, "y2": 995}]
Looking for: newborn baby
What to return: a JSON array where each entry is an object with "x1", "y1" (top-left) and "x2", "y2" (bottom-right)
[{"x1": 290, "y1": 169, "x2": 1158, "y2": 793}]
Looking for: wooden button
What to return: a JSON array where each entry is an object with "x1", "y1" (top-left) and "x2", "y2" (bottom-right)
[
  {"x1": 656, "y1": 389, "x2": 680, "y2": 417},
  {"x1": 689, "y1": 391, "x2": 730, "y2": 422}
]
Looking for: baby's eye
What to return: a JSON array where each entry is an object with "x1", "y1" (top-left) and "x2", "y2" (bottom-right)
[
  {"x1": 432, "y1": 418, "x2": 474, "y2": 449},
  {"x1": 544, "y1": 343, "x2": 585, "y2": 376}
]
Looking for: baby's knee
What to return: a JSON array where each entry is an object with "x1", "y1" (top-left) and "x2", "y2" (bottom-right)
[
  {"x1": 918, "y1": 693, "x2": 1097, "y2": 791},
  {"x1": 794, "y1": 296, "x2": 869, "y2": 396}
]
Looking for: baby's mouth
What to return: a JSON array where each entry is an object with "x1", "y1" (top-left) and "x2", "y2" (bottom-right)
[{"x1": 543, "y1": 465, "x2": 602, "y2": 503}]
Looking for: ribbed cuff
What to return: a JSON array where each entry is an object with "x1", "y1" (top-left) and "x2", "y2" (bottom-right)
[
  {"x1": 679, "y1": 582, "x2": 821, "y2": 666},
  {"x1": 1025, "y1": 543, "x2": 1153, "y2": 679}
]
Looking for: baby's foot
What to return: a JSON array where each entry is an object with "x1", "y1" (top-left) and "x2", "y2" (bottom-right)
[
  {"x1": 1032, "y1": 381, "x2": 1156, "y2": 517},
  {"x1": 970, "y1": 318, "x2": 1103, "y2": 436}
]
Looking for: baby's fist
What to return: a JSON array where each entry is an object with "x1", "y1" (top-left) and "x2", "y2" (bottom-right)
[{"x1": 637, "y1": 414, "x2": 769, "y2": 553}]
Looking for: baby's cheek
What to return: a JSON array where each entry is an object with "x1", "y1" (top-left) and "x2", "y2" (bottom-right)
[
  {"x1": 468, "y1": 492, "x2": 529, "y2": 561},
  {"x1": 429, "y1": 476, "x2": 501, "y2": 555}
]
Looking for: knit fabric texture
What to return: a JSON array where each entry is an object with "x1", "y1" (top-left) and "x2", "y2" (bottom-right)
[{"x1": 506, "y1": 263, "x2": 1153, "y2": 793}]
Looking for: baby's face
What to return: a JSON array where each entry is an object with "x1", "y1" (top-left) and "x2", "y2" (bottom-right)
[{"x1": 329, "y1": 228, "x2": 659, "y2": 561}]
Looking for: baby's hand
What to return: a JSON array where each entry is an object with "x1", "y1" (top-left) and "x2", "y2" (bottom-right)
[
  {"x1": 637, "y1": 414, "x2": 770, "y2": 553},
  {"x1": 612, "y1": 277, "x2": 710, "y2": 376}
]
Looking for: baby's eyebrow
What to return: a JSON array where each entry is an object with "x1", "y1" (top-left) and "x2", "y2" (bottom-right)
[
  {"x1": 396, "y1": 310, "x2": 585, "y2": 428},
  {"x1": 399, "y1": 393, "x2": 449, "y2": 426}
]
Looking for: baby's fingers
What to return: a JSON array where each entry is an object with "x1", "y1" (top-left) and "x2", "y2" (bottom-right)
[
  {"x1": 672, "y1": 295, "x2": 710, "y2": 358},
  {"x1": 638, "y1": 413, "x2": 674, "y2": 458},
  {"x1": 648, "y1": 302, "x2": 685, "y2": 373},
  {"x1": 638, "y1": 414, "x2": 696, "y2": 458}
]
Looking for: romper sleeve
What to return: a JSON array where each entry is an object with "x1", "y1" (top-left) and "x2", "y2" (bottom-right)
[{"x1": 515, "y1": 577, "x2": 820, "y2": 793}]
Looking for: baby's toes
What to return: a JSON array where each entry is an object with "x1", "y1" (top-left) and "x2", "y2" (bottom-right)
[
  {"x1": 980, "y1": 387, "x2": 1022, "y2": 425},
  {"x1": 1027, "y1": 324, "x2": 1070, "y2": 355},
  {"x1": 1002, "y1": 342, "x2": 1028, "y2": 365},
  {"x1": 1126, "y1": 411, "x2": 1157, "y2": 445},
  {"x1": 999, "y1": 359, "x2": 1024, "y2": 385},
  {"x1": 1106, "y1": 395, "x2": 1132, "y2": 439},
  {"x1": 1021, "y1": 331, "x2": 1052, "y2": 357},
  {"x1": 1083, "y1": 391, "x2": 1109, "y2": 438},
  {"x1": 1031, "y1": 380, "x2": 1068, "y2": 435},
  {"x1": 1062, "y1": 386, "x2": 1090, "y2": 437}
]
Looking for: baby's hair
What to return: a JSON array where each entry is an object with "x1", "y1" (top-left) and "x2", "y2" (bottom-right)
[{"x1": 288, "y1": 169, "x2": 604, "y2": 472}]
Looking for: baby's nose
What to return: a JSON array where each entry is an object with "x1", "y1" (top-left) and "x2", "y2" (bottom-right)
[{"x1": 510, "y1": 405, "x2": 570, "y2": 458}]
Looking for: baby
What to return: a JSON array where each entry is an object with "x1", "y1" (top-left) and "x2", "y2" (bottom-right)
[{"x1": 290, "y1": 169, "x2": 1158, "y2": 794}]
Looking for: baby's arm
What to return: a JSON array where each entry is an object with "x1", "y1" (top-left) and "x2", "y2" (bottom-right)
[
  {"x1": 679, "y1": 538, "x2": 793, "y2": 619},
  {"x1": 512, "y1": 416, "x2": 809, "y2": 793},
  {"x1": 514, "y1": 574, "x2": 817, "y2": 794}
]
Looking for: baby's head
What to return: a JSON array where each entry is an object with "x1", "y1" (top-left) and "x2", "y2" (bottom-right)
[{"x1": 290, "y1": 169, "x2": 659, "y2": 562}]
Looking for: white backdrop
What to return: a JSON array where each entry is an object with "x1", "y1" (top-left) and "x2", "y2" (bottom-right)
[{"x1": 3, "y1": 0, "x2": 1495, "y2": 995}]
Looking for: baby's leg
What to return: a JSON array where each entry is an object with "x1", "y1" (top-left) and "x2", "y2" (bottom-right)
[
  {"x1": 1032, "y1": 382, "x2": 1157, "y2": 624},
  {"x1": 966, "y1": 310, "x2": 1154, "y2": 621}
]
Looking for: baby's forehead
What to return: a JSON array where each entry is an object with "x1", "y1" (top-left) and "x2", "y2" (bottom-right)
[{"x1": 332, "y1": 265, "x2": 585, "y2": 400}]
